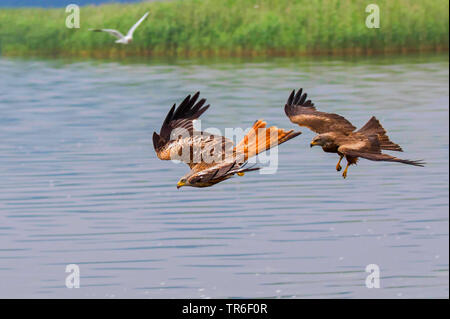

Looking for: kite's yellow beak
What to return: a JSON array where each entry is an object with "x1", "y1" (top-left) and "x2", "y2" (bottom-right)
[
  {"x1": 310, "y1": 141, "x2": 319, "y2": 147},
  {"x1": 177, "y1": 180, "x2": 186, "y2": 189}
]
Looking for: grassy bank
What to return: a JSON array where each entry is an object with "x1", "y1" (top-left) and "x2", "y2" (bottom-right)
[{"x1": 0, "y1": 0, "x2": 448, "y2": 57}]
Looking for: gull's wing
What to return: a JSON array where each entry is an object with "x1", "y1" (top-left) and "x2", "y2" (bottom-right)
[
  {"x1": 126, "y1": 11, "x2": 149, "y2": 37},
  {"x1": 284, "y1": 88, "x2": 356, "y2": 134},
  {"x1": 89, "y1": 28, "x2": 124, "y2": 40}
]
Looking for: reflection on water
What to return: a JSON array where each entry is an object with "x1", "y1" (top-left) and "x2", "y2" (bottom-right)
[{"x1": 0, "y1": 54, "x2": 448, "y2": 298}]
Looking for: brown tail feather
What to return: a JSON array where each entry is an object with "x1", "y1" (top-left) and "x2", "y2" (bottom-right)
[
  {"x1": 234, "y1": 120, "x2": 301, "y2": 161},
  {"x1": 358, "y1": 116, "x2": 403, "y2": 152}
]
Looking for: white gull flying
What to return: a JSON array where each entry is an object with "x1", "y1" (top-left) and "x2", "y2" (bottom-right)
[{"x1": 89, "y1": 12, "x2": 149, "y2": 44}]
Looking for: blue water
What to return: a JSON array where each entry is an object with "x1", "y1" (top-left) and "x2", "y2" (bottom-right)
[{"x1": 0, "y1": 54, "x2": 448, "y2": 298}]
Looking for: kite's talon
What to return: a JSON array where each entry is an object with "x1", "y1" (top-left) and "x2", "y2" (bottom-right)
[
  {"x1": 336, "y1": 156, "x2": 343, "y2": 171},
  {"x1": 342, "y1": 163, "x2": 349, "y2": 179},
  {"x1": 237, "y1": 172, "x2": 245, "y2": 176}
]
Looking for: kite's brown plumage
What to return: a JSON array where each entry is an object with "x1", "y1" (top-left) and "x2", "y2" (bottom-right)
[{"x1": 284, "y1": 88, "x2": 424, "y2": 178}]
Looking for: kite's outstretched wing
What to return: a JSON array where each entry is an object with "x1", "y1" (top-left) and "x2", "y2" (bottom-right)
[
  {"x1": 338, "y1": 136, "x2": 425, "y2": 167},
  {"x1": 340, "y1": 150, "x2": 425, "y2": 167},
  {"x1": 153, "y1": 92, "x2": 232, "y2": 167},
  {"x1": 154, "y1": 92, "x2": 209, "y2": 142},
  {"x1": 285, "y1": 88, "x2": 356, "y2": 134},
  {"x1": 188, "y1": 161, "x2": 260, "y2": 186}
]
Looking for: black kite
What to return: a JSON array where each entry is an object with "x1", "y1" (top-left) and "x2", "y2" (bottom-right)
[{"x1": 284, "y1": 88, "x2": 425, "y2": 178}]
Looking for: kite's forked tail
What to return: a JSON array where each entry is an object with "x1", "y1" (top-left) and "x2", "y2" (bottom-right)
[{"x1": 234, "y1": 120, "x2": 301, "y2": 162}]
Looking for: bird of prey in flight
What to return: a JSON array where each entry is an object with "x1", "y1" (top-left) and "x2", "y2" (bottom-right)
[
  {"x1": 89, "y1": 11, "x2": 149, "y2": 44},
  {"x1": 153, "y1": 92, "x2": 301, "y2": 188},
  {"x1": 284, "y1": 88, "x2": 424, "y2": 178}
]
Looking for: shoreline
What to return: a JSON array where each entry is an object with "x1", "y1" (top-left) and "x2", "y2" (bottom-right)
[{"x1": 2, "y1": 46, "x2": 448, "y2": 59}]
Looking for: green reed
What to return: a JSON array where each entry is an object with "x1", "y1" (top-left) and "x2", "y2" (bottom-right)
[{"x1": 0, "y1": 0, "x2": 448, "y2": 57}]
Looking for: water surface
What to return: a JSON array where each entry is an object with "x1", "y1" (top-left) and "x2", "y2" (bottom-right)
[{"x1": 0, "y1": 54, "x2": 448, "y2": 298}]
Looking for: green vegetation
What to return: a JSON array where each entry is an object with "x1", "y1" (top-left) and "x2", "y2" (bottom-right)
[{"x1": 0, "y1": 0, "x2": 448, "y2": 57}]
